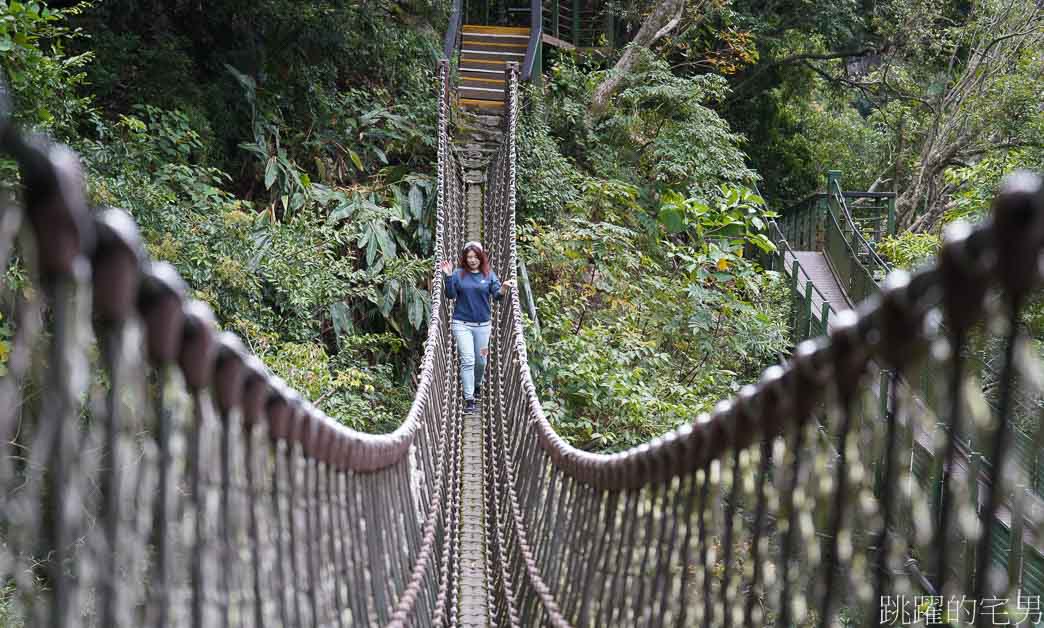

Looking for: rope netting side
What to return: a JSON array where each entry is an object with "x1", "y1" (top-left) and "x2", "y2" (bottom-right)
[
  {"x1": 481, "y1": 59, "x2": 1044, "y2": 626},
  {"x1": 0, "y1": 61, "x2": 465, "y2": 627}
]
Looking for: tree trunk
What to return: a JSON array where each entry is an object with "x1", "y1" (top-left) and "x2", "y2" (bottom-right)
[{"x1": 588, "y1": 0, "x2": 685, "y2": 115}]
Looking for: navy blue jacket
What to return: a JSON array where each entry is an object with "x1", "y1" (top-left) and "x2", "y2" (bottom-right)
[{"x1": 444, "y1": 270, "x2": 503, "y2": 322}]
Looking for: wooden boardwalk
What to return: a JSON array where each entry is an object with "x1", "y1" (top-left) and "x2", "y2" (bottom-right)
[{"x1": 458, "y1": 406, "x2": 489, "y2": 626}]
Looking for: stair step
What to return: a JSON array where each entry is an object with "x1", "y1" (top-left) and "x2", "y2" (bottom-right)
[
  {"x1": 461, "y1": 76, "x2": 505, "y2": 85},
  {"x1": 459, "y1": 98, "x2": 504, "y2": 109},
  {"x1": 462, "y1": 24, "x2": 530, "y2": 35},
  {"x1": 461, "y1": 69, "x2": 507, "y2": 82},
  {"x1": 461, "y1": 33, "x2": 529, "y2": 45},
  {"x1": 460, "y1": 92, "x2": 505, "y2": 103},
  {"x1": 460, "y1": 41, "x2": 528, "y2": 54},
  {"x1": 461, "y1": 81, "x2": 506, "y2": 96},
  {"x1": 460, "y1": 48, "x2": 526, "y2": 58},
  {"x1": 460, "y1": 85, "x2": 506, "y2": 94},
  {"x1": 461, "y1": 58, "x2": 509, "y2": 70}
]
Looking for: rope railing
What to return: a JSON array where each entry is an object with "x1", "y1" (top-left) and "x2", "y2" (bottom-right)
[
  {"x1": 0, "y1": 61, "x2": 468, "y2": 627},
  {"x1": 483, "y1": 57, "x2": 1044, "y2": 624}
]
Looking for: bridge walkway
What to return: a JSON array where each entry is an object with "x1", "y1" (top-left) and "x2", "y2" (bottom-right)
[
  {"x1": 459, "y1": 405, "x2": 489, "y2": 626},
  {"x1": 782, "y1": 250, "x2": 851, "y2": 331}
]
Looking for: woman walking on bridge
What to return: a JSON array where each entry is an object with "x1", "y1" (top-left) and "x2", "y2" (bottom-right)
[{"x1": 442, "y1": 242, "x2": 515, "y2": 414}]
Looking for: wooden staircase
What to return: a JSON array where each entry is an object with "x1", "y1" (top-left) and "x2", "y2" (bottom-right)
[{"x1": 458, "y1": 25, "x2": 530, "y2": 109}]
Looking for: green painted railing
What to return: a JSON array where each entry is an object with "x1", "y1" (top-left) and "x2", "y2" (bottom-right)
[
  {"x1": 541, "y1": 0, "x2": 606, "y2": 47},
  {"x1": 762, "y1": 219, "x2": 833, "y2": 341},
  {"x1": 770, "y1": 171, "x2": 1044, "y2": 601}
]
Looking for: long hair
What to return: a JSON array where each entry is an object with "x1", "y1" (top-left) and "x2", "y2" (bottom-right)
[{"x1": 458, "y1": 243, "x2": 491, "y2": 277}]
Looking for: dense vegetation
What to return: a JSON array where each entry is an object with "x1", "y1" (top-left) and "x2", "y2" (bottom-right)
[
  {"x1": 3, "y1": 0, "x2": 450, "y2": 431},
  {"x1": 1, "y1": 0, "x2": 1041, "y2": 453}
]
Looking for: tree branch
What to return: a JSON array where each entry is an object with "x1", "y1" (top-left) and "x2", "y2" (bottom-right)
[
  {"x1": 589, "y1": 0, "x2": 690, "y2": 115},
  {"x1": 727, "y1": 48, "x2": 878, "y2": 99}
]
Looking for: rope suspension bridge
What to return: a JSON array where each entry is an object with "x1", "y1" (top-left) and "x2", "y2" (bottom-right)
[{"x1": 2, "y1": 24, "x2": 1044, "y2": 628}]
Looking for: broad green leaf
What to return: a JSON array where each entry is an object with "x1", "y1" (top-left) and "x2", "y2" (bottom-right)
[
  {"x1": 349, "y1": 149, "x2": 364, "y2": 172},
  {"x1": 374, "y1": 222, "x2": 396, "y2": 259},
  {"x1": 658, "y1": 206, "x2": 685, "y2": 233},
  {"x1": 408, "y1": 290, "x2": 423, "y2": 329},
  {"x1": 365, "y1": 231, "x2": 379, "y2": 266},
  {"x1": 725, "y1": 187, "x2": 740, "y2": 207},
  {"x1": 330, "y1": 302, "x2": 353, "y2": 344},
  {"x1": 381, "y1": 279, "x2": 400, "y2": 318},
  {"x1": 290, "y1": 192, "x2": 304, "y2": 210},
  {"x1": 688, "y1": 200, "x2": 710, "y2": 215},
  {"x1": 750, "y1": 233, "x2": 777, "y2": 253},
  {"x1": 264, "y1": 156, "x2": 278, "y2": 189},
  {"x1": 408, "y1": 185, "x2": 423, "y2": 219},
  {"x1": 329, "y1": 200, "x2": 356, "y2": 223}
]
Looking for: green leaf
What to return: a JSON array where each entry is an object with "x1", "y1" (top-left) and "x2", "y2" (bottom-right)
[
  {"x1": 349, "y1": 149, "x2": 364, "y2": 172},
  {"x1": 264, "y1": 157, "x2": 278, "y2": 189},
  {"x1": 373, "y1": 222, "x2": 396, "y2": 259},
  {"x1": 330, "y1": 302, "x2": 353, "y2": 345},
  {"x1": 408, "y1": 289, "x2": 424, "y2": 330},
  {"x1": 658, "y1": 206, "x2": 686, "y2": 233},
  {"x1": 751, "y1": 232, "x2": 776, "y2": 251},
  {"x1": 290, "y1": 192, "x2": 305, "y2": 210},
  {"x1": 408, "y1": 185, "x2": 423, "y2": 220},
  {"x1": 365, "y1": 231, "x2": 379, "y2": 266},
  {"x1": 382, "y1": 279, "x2": 400, "y2": 318},
  {"x1": 725, "y1": 187, "x2": 741, "y2": 207},
  {"x1": 224, "y1": 63, "x2": 256, "y2": 106},
  {"x1": 329, "y1": 200, "x2": 356, "y2": 223}
]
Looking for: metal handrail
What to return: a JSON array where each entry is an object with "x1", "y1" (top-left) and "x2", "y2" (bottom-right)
[
  {"x1": 842, "y1": 191, "x2": 897, "y2": 200},
  {"x1": 521, "y1": 0, "x2": 543, "y2": 80},
  {"x1": 443, "y1": 0, "x2": 464, "y2": 59},
  {"x1": 830, "y1": 179, "x2": 891, "y2": 272}
]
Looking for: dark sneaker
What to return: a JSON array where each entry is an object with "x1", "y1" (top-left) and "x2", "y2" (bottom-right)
[{"x1": 464, "y1": 399, "x2": 476, "y2": 414}]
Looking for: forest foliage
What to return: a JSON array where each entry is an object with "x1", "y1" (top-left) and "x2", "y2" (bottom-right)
[{"x1": 2, "y1": 0, "x2": 450, "y2": 431}]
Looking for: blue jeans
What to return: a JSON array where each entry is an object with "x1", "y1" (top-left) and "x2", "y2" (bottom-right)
[{"x1": 451, "y1": 319, "x2": 491, "y2": 401}]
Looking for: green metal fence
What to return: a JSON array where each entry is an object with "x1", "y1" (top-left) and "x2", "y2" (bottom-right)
[{"x1": 768, "y1": 171, "x2": 1044, "y2": 608}]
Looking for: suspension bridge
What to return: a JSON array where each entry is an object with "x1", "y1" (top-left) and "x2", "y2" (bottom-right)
[{"x1": 2, "y1": 10, "x2": 1044, "y2": 627}]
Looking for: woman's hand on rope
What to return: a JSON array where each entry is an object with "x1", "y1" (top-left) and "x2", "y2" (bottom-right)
[
  {"x1": 500, "y1": 279, "x2": 516, "y2": 295},
  {"x1": 441, "y1": 260, "x2": 454, "y2": 276}
]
